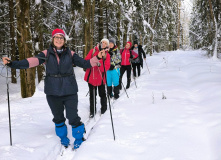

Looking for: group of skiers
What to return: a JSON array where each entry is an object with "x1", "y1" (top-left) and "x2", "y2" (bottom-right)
[{"x1": 2, "y1": 28, "x2": 146, "y2": 150}]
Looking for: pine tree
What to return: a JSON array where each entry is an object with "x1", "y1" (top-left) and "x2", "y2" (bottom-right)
[
  {"x1": 9, "y1": 0, "x2": 17, "y2": 83},
  {"x1": 16, "y1": 0, "x2": 36, "y2": 98},
  {"x1": 31, "y1": 0, "x2": 45, "y2": 83},
  {"x1": 190, "y1": 0, "x2": 220, "y2": 57},
  {"x1": 98, "y1": 0, "x2": 104, "y2": 40},
  {"x1": 83, "y1": 0, "x2": 91, "y2": 58},
  {"x1": 0, "y1": 0, "x2": 192, "y2": 98}
]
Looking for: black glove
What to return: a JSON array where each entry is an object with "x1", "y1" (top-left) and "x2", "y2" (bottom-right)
[
  {"x1": 109, "y1": 65, "x2": 115, "y2": 70},
  {"x1": 6, "y1": 60, "x2": 12, "y2": 67}
]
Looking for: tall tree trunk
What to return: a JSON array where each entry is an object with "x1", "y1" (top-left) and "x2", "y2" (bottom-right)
[
  {"x1": 9, "y1": 0, "x2": 17, "y2": 83},
  {"x1": 98, "y1": 0, "x2": 104, "y2": 40},
  {"x1": 41, "y1": 0, "x2": 47, "y2": 48},
  {"x1": 150, "y1": 35, "x2": 153, "y2": 55},
  {"x1": 0, "y1": 0, "x2": 5, "y2": 54},
  {"x1": 70, "y1": 0, "x2": 82, "y2": 51},
  {"x1": 16, "y1": 0, "x2": 36, "y2": 98},
  {"x1": 90, "y1": 0, "x2": 96, "y2": 49},
  {"x1": 149, "y1": 1, "x2": 160, "y2": 56},
  {"x1": 129, "y1": 34, "x2": 132, "y2": 42},
  {"x1": 35, "y1": 2, "x2": 44, "y2": 83},
  {"x1": 139, "y1": 34, "x2": 143, "y2": 45},
  {"x1": 83, "y1": 0, "x2": 90, "y2": 58},
  {"x1": 86, "y1": 1, "x2": 91, "y2": 53},
  {"x1": 105, "y1": 3, "x2": 109, "y2": 39},
  {"x1": 116, "y1": 5, "x2": 121, "y2": 49},
  {"x1": 123, "y1": 20, "x2": 129, "y2": 47},
  {"x1": 208, "y1": 0, "x2": 218, "y2": 59},
  {"x1": 70, "y1": 4, "x2": 76, "y2": 50},
  {"x1": 208, "y1": 0, "x2": 215, "y2": 28},
  {"x1": 71, "y1": 17, "x2": 76, "y2": 50},
  {"x1": 177, "y1": 0, "x2": 181, "y2": 50}
]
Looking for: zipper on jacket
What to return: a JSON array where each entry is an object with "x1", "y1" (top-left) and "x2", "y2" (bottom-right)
[
  {"x1": 125, "y1": 49, "x2": 127, "y2": 65},
  {"x1": 53, "y1": 52, "x2": 60, "y2": 75},
  {"x1": 93, "y1": 67, "x2": 94, "y2": 80},
  {"x1": 57, "y1": 51, "x2": 62, "y2": 75}
]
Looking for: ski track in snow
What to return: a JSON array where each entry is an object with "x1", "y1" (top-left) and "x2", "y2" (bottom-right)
[{"x1": 0, "y1": 50, "x2": 221, "y2": 160}]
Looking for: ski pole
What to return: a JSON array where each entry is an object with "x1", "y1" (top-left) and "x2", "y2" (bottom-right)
[
  {"x1": 93, "y1": 87, "x2": 96, "y2": 121},
  {"x1": 6, "y1": 65, "x2": 12, "y2": 146},
  {"x1": 102, "y1": 58, "x2": 116, "y2": 141},
  {"x1": 85, "y1": 91, "x2": 89, "y2": 97},
  {"x1": 115, "y1": 68, "x2": 129, "y2": 98},
  {"x1": 130, "y1": 62, "x2": 137, "y2": 88},
  {"x1": 144, "y1": 60, "x2": 150, "y2": 74}
]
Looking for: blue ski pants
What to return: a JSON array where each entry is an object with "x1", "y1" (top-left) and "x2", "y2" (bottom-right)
[{"x1": 106, "y1": 68, "x2": 120, "y2": 87}]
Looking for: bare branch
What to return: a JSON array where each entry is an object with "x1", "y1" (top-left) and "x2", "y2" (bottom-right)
[
  {"x1": 0, "y1": 21, "x2": 16, "y2": 24},
  {"x1": 43, "y1": 0, "x2": 70, "y2": 13},
  {"x1": 0, "y1": 13, "x2": 9, "y2": 18}
]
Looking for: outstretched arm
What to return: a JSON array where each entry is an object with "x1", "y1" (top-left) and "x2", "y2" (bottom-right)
[
  {"x1": 2, "y1": 51, "x2": 46, "y2": 69},
  {"x1": 141, "y1": 48, "x2": 146, "y2": 59},
  {"x1": 72, "y1": 50, "x2": 104, "y2": 69}
]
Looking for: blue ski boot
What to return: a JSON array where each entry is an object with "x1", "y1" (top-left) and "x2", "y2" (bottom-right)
[
  {"x1": 72, "y1": 123, "x2": 85, "y2": 150},
  {"x1": 55, "y1": 122, "x2": 70, "y2": 147}
]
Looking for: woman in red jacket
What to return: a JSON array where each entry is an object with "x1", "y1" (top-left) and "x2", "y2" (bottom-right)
[
  {"x1": 84, "y1": 39, "x2": 111, "y2": 118},
  {"x1": 120, "y1": 41, "x2": 138, "y2": 89}
]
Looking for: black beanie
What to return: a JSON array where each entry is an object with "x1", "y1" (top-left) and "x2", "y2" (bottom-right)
[{"x1": 134, "y1": 41, "x2": 138, "y2": 45}]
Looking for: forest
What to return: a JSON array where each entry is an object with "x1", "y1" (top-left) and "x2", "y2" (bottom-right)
[{"x1": 0, "y1": 0, "x2": 220, "y2": 98}]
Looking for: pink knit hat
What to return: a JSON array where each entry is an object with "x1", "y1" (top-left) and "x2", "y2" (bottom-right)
[
  {"x1": 52, "y1": 28, "x2": 65, "y2": 38},
  {"x1": 126, "y1": 41, "x2": 132, "y2": 49}
]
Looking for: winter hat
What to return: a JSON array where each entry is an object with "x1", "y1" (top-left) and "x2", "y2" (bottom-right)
[
  {"x1": 101, "y1": 38, "x2": 109, "y2": 46},
  {"x1": 52, "y1": 28, "x2": 65, "y2": 38},
  {"x1": 134, "y1": 41, "x2": 138, "y2": 45},
  {"x1": 126, "y1": 41, "x2": 132, "y2": 49},
  {"x1": 109, "y1": 39, "x2": 116, "y2": 45}
]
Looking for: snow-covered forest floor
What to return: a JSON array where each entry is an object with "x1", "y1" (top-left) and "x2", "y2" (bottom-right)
[{"x1": 0, "y1": 50, "x2": 221, "y2": 160}]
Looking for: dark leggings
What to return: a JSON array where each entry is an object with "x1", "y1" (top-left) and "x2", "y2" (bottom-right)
[
  {"x1": 132, "y1": 63, "x2": 141, "y2": 77},
  {"x1": 120, "y1": 65, "x2": 131, "y2": 81},
  {"x1": 88, "y1": 83, "x2": 107, "y2": 114}
]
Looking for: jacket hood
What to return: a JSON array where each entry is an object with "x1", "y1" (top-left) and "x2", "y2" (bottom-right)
[
  {"x1": 125, "y1": 41, "x2": 132, "y2": 49},
  {"x1": 138, "y1": 45, "x2": 143, "y2": 48},
  {"x1": 95, "y1": 46, "x2": 100, "y2": 51}
]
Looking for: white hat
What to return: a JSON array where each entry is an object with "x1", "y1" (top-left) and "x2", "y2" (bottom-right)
[{"x1": 101, "y1": 38, "x2": 109, "y2": 46}]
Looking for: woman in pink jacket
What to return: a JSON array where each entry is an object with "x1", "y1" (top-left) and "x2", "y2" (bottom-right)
[
  {"x1": 84, "y1": 39, "x2": 111, "y2": 118},
  {"x1": 120, "y1": 41, "x2": 138, "y2": 89}
]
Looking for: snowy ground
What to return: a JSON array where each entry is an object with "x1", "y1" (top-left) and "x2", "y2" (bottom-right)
[{"x1": 0, "y1": 50, "x2": 221, "y2": 160}]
